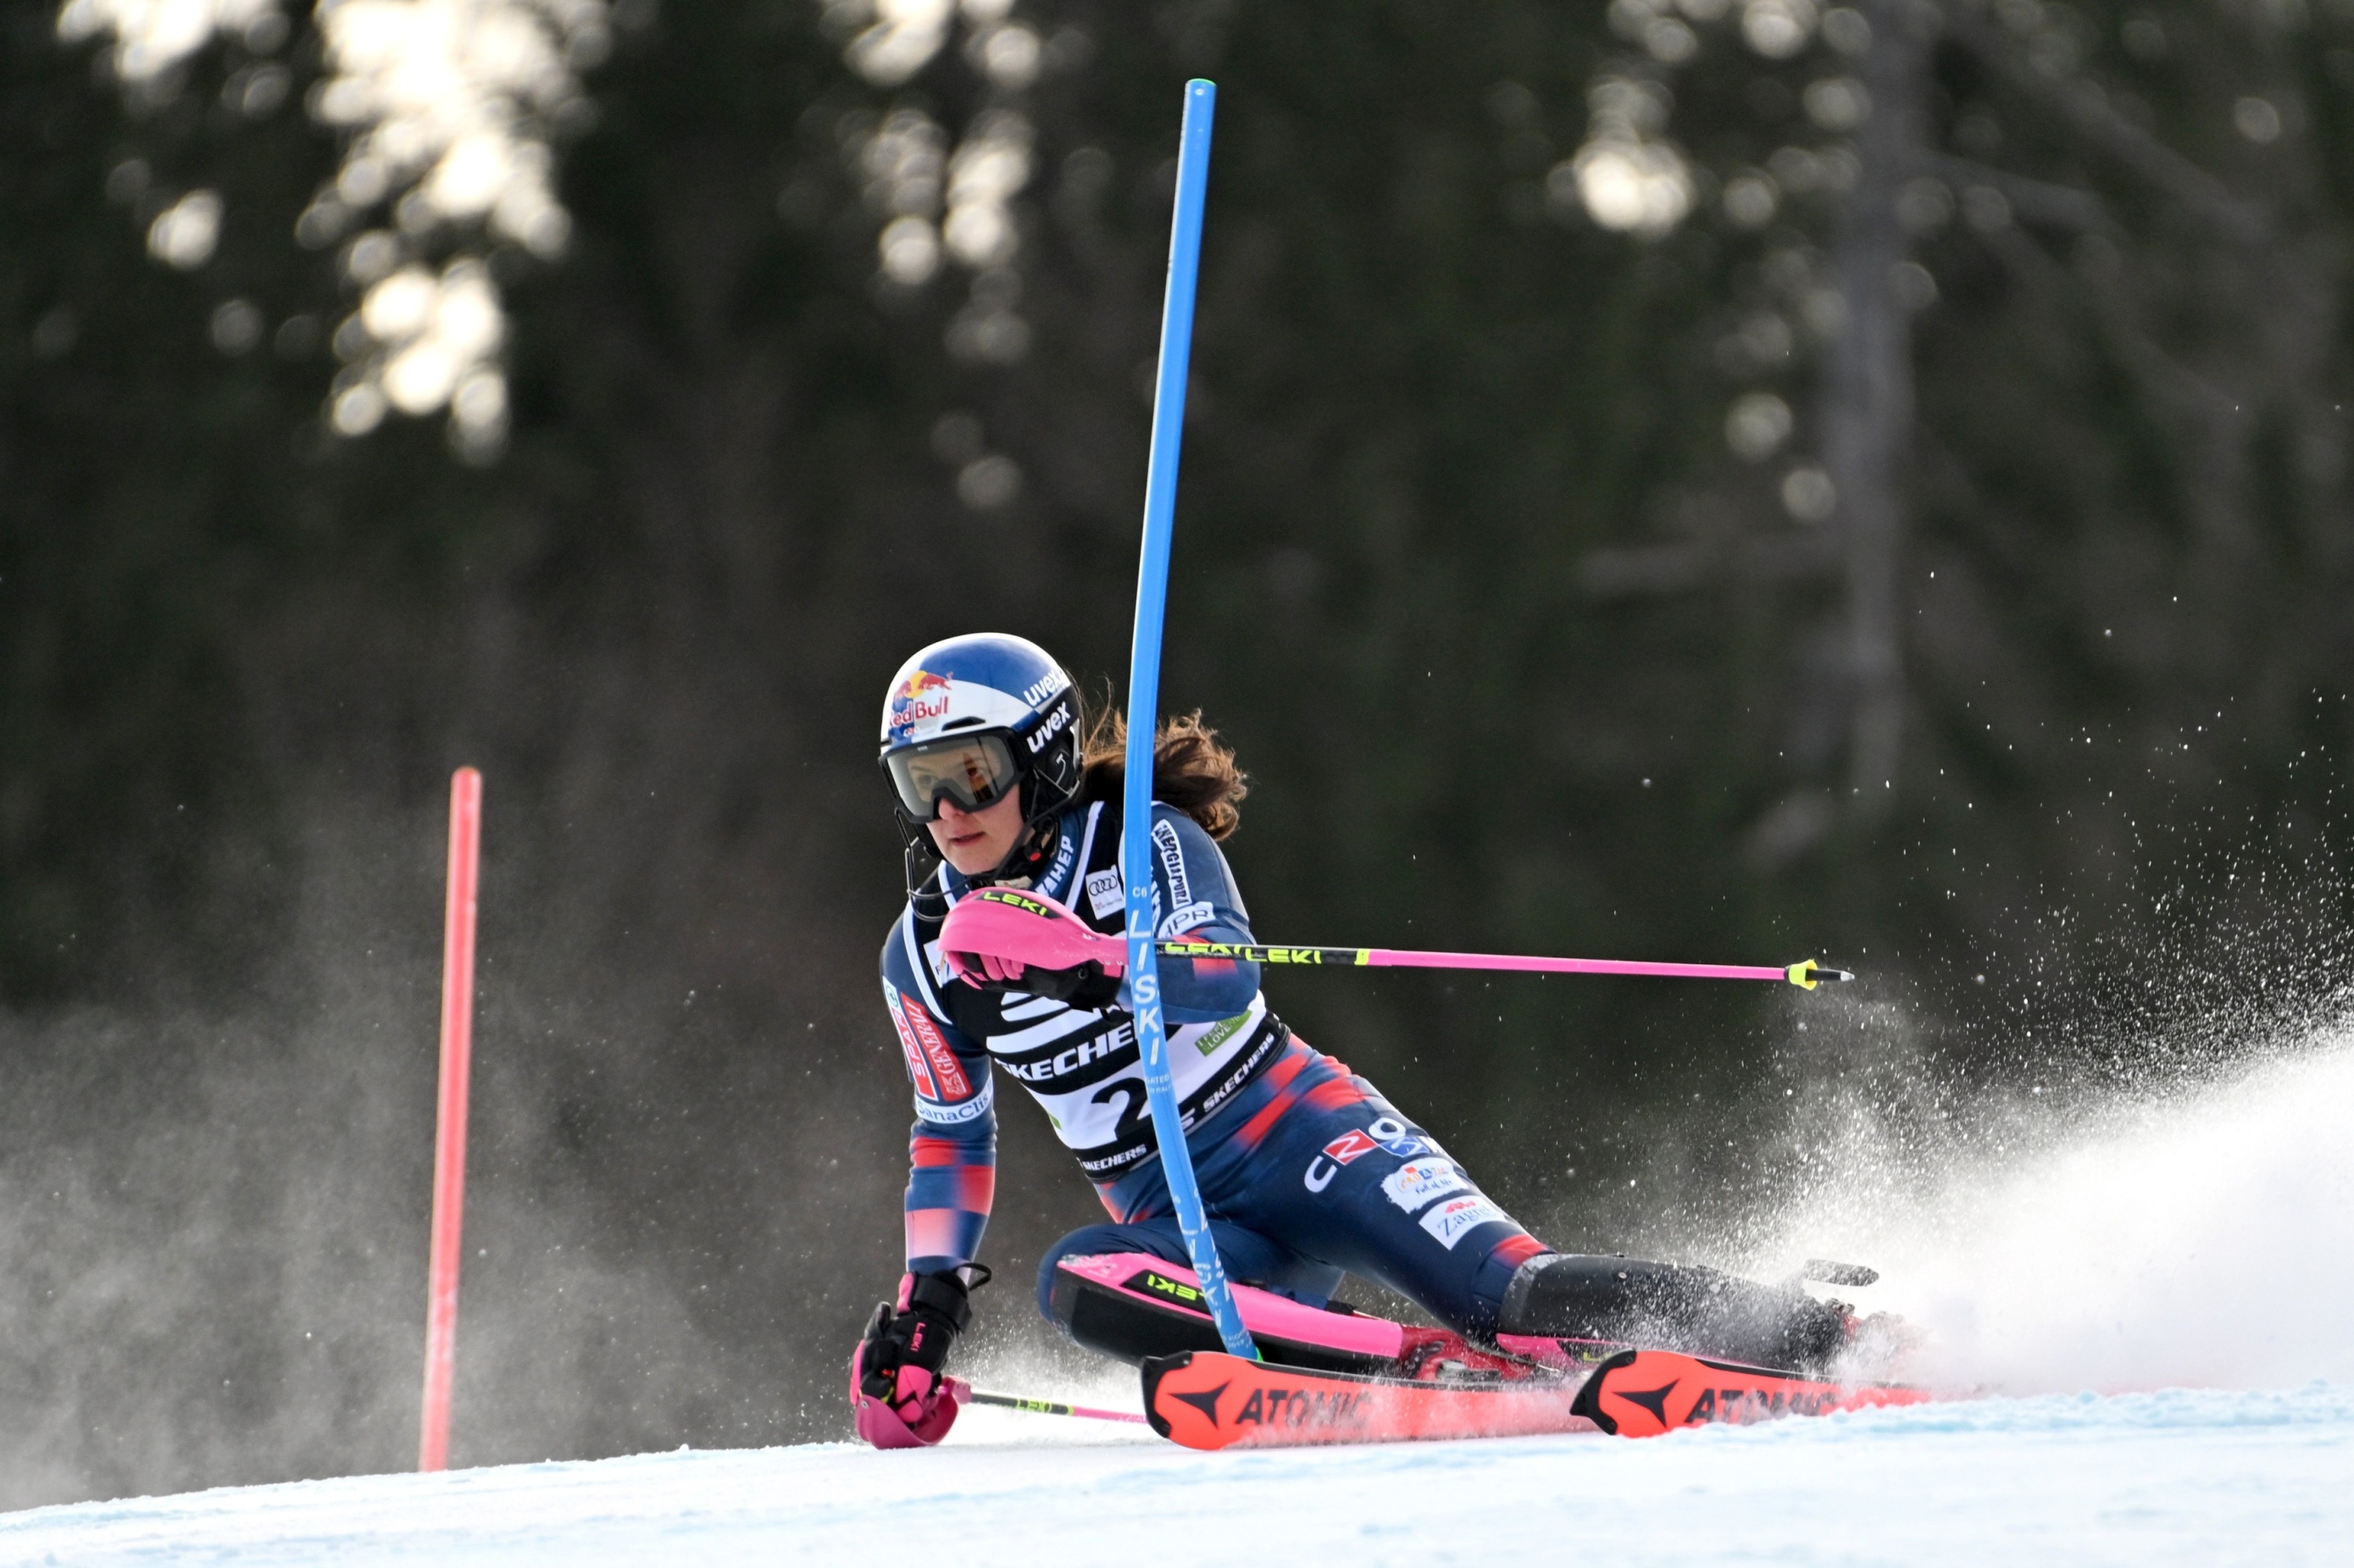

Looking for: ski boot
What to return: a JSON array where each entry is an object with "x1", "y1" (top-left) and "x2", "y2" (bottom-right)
[{"x1": 1496, "y1": 1253, "x2": 1852, "y2": 1375}]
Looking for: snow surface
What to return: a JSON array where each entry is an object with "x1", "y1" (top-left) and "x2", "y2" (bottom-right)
[
  {"x1": 2, "y1": 1384, "x2": 2348, "y2": 1566},
  {"x1": 8, "y1": 1018, "x2": 2347, "y2": 1562}
]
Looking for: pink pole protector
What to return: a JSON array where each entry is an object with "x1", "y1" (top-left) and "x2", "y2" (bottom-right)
[{"x1": 937, "y1": 888, "x2": 1126, "y2": 981}]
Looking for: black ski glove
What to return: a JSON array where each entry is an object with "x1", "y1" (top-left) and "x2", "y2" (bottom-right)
[
  {"x1": 993, "y1": 959, "x2": 1122, "y2": 1009},
  {"x1": 857, "y1": 1267, "x2": 983, "y2": 1404}
]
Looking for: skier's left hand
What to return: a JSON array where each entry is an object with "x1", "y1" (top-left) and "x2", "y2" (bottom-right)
[{"x1": 851, "y1": 1270, "x2": 974, "y2": 1448}]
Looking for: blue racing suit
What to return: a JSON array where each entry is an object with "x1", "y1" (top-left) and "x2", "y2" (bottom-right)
[{"x1": 879, "y1": 796, "x2": 1551, "y2": 1339}]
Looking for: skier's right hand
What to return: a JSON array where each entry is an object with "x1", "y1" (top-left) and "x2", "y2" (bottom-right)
[
  {"x1": 938, "y1": 889, "x2": 1124, "y2": 1006},
  {"x1": 851, "y1": 1269, "x2": 974, "y2": 1449}
]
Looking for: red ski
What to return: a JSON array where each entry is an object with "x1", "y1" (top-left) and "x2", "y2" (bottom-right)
[
  {"x1": 1142, "y1": 1349, "x2": 1596, "y2": 1449},
  {"x1": 1569, "y1": 1347, "x2": 1934, "y2": 1438},
  {"x1": 1143, "y1": 1346, "x2": 1931, "y2": 1450}
]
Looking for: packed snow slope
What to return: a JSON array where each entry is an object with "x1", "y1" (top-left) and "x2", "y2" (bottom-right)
[
  {"x1": 4, "y1": 1029, "x2": 2346, "y2": 1562},
  {"x1": 1, "y1": 1387, "x2": 2349, "y2": 1566}
]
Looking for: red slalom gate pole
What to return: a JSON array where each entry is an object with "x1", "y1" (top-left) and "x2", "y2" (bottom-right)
[{"x1": 419, "y1": 767, "x2": 482, "y2": 1473}]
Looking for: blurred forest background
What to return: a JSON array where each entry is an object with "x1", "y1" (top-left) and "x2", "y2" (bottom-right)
[{"x1": 3, "y1": 0, "x2": 2351, "y2": 1507}]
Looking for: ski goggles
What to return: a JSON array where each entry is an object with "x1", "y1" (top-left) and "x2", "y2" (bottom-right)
[{"x1": 884, "y1": 732, "x2": 1022, "y2": 822}]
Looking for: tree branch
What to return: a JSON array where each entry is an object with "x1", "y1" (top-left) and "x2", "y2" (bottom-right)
[{"x1": 1933, "y1": 0, "x2": 2269, "y2": 247}]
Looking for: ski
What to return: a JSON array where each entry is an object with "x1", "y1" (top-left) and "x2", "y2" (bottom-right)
[
  {"x1": 1143, "y1": 1351, "x2": 1596, "y2": 1450},
  {"x1": 1142, "y1": 1347, "x2": 1933, "y2": 1450},
  {"x1": 1569, "y1": 1347, "x2": 1934, "y2": 1437}
]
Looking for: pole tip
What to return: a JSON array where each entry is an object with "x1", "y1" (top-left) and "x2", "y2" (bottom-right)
[{"x1": 1785, "y1": 959, "x2": 1854, "y2": 990}]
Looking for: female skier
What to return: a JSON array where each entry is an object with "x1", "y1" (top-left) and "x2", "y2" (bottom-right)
[{"x1": 852, "y1": 633, "x2": 1850, "y2": 1446}]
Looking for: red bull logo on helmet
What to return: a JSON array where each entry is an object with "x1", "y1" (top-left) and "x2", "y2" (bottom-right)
[{"x1": 887, "y1": 669, "x2": 953, "y2": 738}]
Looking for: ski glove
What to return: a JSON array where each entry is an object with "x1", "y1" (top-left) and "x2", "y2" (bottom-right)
[
  {"x1": 851, "y1": 1268, "x2": 980, "y2": 1449},
  {"x1": 938, "y1": 889, "x2": 1124, "y2": 1008}
]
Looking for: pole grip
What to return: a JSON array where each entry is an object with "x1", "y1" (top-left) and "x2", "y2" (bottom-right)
[{"x1": 419, "y1": 767, "x2": 481, "y2": 1472}]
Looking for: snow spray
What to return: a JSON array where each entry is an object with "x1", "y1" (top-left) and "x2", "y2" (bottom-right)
[{"x1": 1762, "y1": 1029, "x2": 2354, "y2": 1394}]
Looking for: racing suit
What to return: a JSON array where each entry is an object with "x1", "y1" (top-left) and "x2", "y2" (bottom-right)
[{"x1": 878, "y1": 797, "x2": 1548, "y2": 1338}]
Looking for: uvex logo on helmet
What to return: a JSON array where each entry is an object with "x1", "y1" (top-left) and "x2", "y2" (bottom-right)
[
  {"x1": 1024, "y1": 699, "x2": 1073, "y2": 753},
  {"x1": 887, "y1": 669, "x2": 953, "y2": 737}
]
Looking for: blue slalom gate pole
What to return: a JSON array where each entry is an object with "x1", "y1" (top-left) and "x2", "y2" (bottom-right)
[{"x1": 1122, "y1": 79, "x2": 1253, "y2": 1360}]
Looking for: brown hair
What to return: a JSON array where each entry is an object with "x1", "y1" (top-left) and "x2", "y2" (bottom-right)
[{"x1": 1077, "y1": 698, "x2": 1248, "y2": 841}]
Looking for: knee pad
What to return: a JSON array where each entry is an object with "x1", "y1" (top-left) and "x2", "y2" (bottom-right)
[{"x1": 1036, "y1": 1224, "x2": 1158, "y2": 1321}]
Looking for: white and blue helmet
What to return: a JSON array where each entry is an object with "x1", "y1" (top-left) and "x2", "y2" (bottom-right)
[{"x1": 879, "y1": 634, "x2": 1083, "y2": 887}]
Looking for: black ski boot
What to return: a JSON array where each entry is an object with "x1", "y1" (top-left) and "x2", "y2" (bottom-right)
[{"x1": 1496, "y1": 1253, "x2": 1849, "y2": 1373}]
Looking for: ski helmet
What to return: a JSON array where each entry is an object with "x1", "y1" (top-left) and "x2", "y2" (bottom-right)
[{"x1": 878, "y1": 634, "x2": 1082, "y2": 899}]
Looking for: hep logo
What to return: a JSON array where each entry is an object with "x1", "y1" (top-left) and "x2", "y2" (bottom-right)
[{"x1": 887, "y1": 669, "x2": 953, "y2": 734}]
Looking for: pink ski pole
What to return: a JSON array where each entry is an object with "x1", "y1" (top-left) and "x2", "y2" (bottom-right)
[
  {"x1": 419, "y1": 767, "x2": 482, "y2": 1472},
  {"x1": 1272, "y1": 948, "x2": 1850, "y2": 989},
  {"x1": 953, "y1": 1381, "x2": 1150, "y2": 1425},
  {"x1": 945, "y1": 889, "x2": 1853, "y2": 989}
]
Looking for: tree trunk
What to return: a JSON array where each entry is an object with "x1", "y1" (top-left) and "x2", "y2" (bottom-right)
[{"x1": 1819, "y1": 0, "x2": 1927, "y2": 812}]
